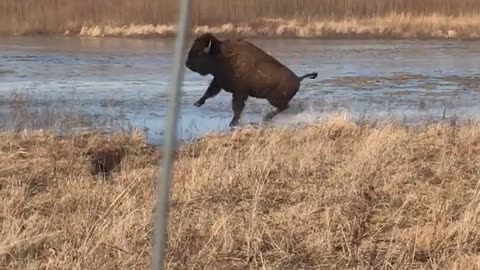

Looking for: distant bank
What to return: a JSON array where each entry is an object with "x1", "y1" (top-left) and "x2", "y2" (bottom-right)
[{"x1": 2, "y1": 0, "x2": 480, "y2": 39}]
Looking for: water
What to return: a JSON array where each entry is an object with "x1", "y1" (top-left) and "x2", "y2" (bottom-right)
[{"x1": 1, "y1": 36, "x2": 480, "y2": 144}]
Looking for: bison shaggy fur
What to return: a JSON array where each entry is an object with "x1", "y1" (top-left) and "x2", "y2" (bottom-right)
[{"x1": 185, "y1": 33, "x2": 318, "y2": 127}]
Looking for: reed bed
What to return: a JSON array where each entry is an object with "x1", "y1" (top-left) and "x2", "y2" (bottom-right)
[{"x1": 2, "y1": 0, "x2": 480, "y2": 39}]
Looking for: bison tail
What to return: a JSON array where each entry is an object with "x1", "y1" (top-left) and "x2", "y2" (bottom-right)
[{"x1": 298, "y1": 72, "x2": 318, "y2": 81}]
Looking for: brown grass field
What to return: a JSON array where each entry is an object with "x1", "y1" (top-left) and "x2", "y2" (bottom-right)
[
  {"x1": 2, "y1": 0, "x2": 480, "y2": 39},
  {"x1": 2, "y1": 115, "x2": 480, "y2": 269}
]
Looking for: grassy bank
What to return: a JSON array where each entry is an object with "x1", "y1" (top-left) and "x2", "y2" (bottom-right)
[
  {"x1": 2, "y1": 116, "x2": 480, "y2": 269},
  {"x1": 2, "y1": 0, "x2": 480, "y2": 39}
]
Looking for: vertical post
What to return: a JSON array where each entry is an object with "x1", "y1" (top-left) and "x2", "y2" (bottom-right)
[{"x1": 151, "y1": 0, "x2": 192, "y2": 270}]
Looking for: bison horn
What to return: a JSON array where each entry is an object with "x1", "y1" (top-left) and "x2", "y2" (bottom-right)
[{"x1": 204, "y1": 40, "x2": 211, "y2": 54}]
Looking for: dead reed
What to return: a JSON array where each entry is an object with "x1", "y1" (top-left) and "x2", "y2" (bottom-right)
[
  {"x1": 2, "y1": 115, "x2": 480, "y2": 269},
  {"x1": 2, "y1": 0, "x2": 480, "y2": 39}
]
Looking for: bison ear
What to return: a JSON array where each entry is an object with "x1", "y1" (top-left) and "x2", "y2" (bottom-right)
[{"x1": 204, "y1": 40, "x2": 212, "y2": 54}]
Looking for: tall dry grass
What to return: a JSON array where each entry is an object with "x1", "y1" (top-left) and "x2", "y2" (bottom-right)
[
  {"x1": 2, "y1": 0, "x2": 480, "y2": 38},
  {"x1": 2, "y1": 115, "x2": 480, "y2": 269}
]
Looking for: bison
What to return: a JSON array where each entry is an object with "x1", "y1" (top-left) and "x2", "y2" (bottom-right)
[{"x1": 185, "y1": 33, "x2": 318, "y2": 127}]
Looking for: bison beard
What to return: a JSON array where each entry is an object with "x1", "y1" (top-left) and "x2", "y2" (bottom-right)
[{"x1": 185, "y1": 33, "x2": 318, "y2": 127}]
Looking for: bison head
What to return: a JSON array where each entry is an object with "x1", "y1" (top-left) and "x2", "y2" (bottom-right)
[{"x1": 185, "y1": 33, "x2": 221, "y2": 76}]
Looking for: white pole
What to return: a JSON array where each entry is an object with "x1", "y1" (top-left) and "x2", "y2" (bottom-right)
[{"x1": 151, "y1": 0, "x2": 192, "y2": 269}]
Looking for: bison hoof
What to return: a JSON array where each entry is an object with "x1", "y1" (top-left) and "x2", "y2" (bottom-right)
[
  {"x1": 194, "y1": 100, "x2": 204, "y2": 107},
  {"x1": 229, "y1": 120, "x2": 239, "y2": 127}
]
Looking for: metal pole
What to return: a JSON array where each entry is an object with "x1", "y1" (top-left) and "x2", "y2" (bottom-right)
[{"x1": 151, "y1": 0, "x2": 192, "y2": 269}]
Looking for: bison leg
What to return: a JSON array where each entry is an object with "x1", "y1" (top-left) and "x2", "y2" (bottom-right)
[
  {"x1": 263, "y1": 98, "x2": 290, "y2": 122},
  {"x1": 229, "y1": 95, "x2": 247, "y2": 127},
  {"x1": 263, "y1": 110, "x2": 280, "y2": 121},
  {"x1": 194, "y1": 78, "x2": 221, "y2": 107}
]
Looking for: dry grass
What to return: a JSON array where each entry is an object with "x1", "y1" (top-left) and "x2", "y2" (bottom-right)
[
  {"x1": 2, "y1": 0, "x2": 480, "y2": 39},
  {"x1": 2, "y1": 115, "x2": 480, "y2": 269},
  {"x1": 76, "y1": 14, "x2": 480, "y2": 39}
]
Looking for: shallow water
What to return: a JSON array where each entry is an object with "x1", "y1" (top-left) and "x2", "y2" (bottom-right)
[{"x1": 1, "y1": 36, "x2": 480, "y2": 144}]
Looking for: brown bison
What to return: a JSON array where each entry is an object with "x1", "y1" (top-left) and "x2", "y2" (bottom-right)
[{"x1": 185, "y1": 33, "x2": 318, "y2": 127}]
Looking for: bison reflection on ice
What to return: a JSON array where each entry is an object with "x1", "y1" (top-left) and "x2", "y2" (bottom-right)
[{"x1": 185, "y1": 33, "x2": 318, "y2": 127}]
